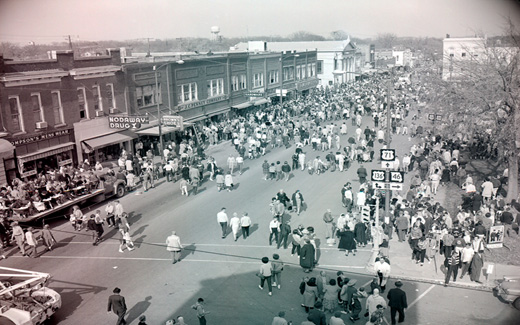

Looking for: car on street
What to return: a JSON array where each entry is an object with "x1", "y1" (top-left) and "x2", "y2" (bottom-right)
[{"x1": 495, "y1": 275, "x2": 520, "y2": 310}]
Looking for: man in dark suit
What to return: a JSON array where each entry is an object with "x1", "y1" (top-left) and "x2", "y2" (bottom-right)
[
  {"x1": 107, "y1": 287, "x2": 127, "y2": 325},
  {"x1": 357, "y1": 165, "x2": 367, "y2": 184},
  {"x1": 395, "y1": 213, "x2": 409, "y2": 242},
  {"x1": 387, "y1": 280, "x2": 407, "y2": 324}
]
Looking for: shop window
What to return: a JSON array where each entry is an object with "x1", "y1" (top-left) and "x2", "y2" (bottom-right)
[
  {"x1": 310, "y1": 63, "x2": 316, "y2": 77},
  {"x1": 8, "y1": 96, "x2": 23, "y2": 132},
  {"x1": 51, "y1": 91, "x2": 64, "y2": 125},
  {"x1": 207, "y1": 78, "x2": 224, "y2": 97},
  {"x1": 282, "y1": 66, "x2": 294, "y2": 82},
  {"x1": 239, "y1": 74, "x2": 247, "y2": 89},
  {"x1": 269, "y1": 70, "x2": 279, "y2": 84},
  {"x1": 77, "y1": 87, "x2": 88, "y2": 119},
  {"x1": 253, "y1": 73, "x2": 264, "y2": 88},
  {"x1": 31, "y1": 93, "x2": 43, "y2": 123},
  {"x1": 296, "y1": 66, "x2": 302, "y2": 80},
  {"x1": 317, "y1": 60, "x2": 323, "y2": 74},
  {"x1": 177, "y1": 82, "x2": 197, "y2": 103},
  {"x1": 136, "y1": 84, "x2": 161, "y2": 108},
  {"x1": 106, "y1": 84, "x2": 115, "y2": 109},
  {"x1": 92, "y1": 85, "x2": 103, "y2": 111}
]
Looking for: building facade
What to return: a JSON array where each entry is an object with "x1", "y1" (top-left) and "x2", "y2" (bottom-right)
[
  {"x1": 235, "y1": 40, "x2": 357, "y2": 87},
  {"x1": 0, "y1": 49, "x2": 126, "y2": 184}
]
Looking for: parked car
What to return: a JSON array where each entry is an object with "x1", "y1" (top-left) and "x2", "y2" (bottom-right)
[{"x1": 495, "y1": 276, "x2": 520, "y2": 310}]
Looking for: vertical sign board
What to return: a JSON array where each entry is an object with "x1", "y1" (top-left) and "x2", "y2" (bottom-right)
[
  {"x1": 380, "y1": 149, "x2": 395, "y2": 162},
  {"x1": 487, "y1": 225, "x2": 505, "y2": 248}
]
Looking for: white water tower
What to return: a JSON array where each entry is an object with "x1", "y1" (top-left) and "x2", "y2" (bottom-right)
[{"x1": 211, "y1": 26, "x2": 220, "y2": 41}]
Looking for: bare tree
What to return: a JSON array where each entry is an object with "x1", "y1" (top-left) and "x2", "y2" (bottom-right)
[{"x1": 375, "y1": 33, "x2": 397, "y2": 48}]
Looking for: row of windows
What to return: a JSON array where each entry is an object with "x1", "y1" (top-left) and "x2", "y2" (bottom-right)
[{"x1": 8, "y1": 84, "x2": 115, "y2": 133}]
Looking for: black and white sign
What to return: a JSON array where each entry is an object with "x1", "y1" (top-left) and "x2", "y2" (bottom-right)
[
  {"x1": 371, "y1": 170, "x2": 386, "y2": 182},
  {"x1": 389, "y1": 183, "x2": 403, "y2": 191},
  {"x1": 108, "y1": 116, "x2": 149, "y2": 129},
  {"x1": 162, "y1": 115, "x2": 184, "y2": 129},
  {"x1": 389, "y1": 171, "x2": 405, "y2": 183},
  {"x1": 382, "y1": 161, "x2": 394, "y2": 169},
  {"x1": 380, "y1": 149, "x2": 395, "y2": 161}
]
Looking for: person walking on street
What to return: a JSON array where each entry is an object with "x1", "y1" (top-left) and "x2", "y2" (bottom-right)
[
  {"x1": 300, "y1": 239, "x2": 316, "y2": 273},
  {"x1": 323, "y1": 209, "x2": 335, "y2": 243},
  {"x1": 116, "y1": 214, "x2": 134, "y2": 253},
  {"x1": 166, "y1": 231, "x2": 183, "y2": 264},
  {"x1": 269, "y1": 217, "x2": 281, "y2": 246},
  {"x1": 357, "y1": 165, "x2": 367, "y2": 184},
  {"x1": 366, "y1": 288, "x2": 387, "y2": 319},
  {"x1": 444, "y1": 249, "x2": 460, "y2": 286},
  {"x1": 11, "y1": 221, "x2": 25, "y2": 256},
  {"x1": 259, "y1": 256, "x2": 273, "y2": 296},
  {"x1": 105, "y1": 201, "x2": 116, "y2": 227},
  {"x1": 41, "y1": 224, "x2": 57, "y2": 251},
  {"x1": 217, "y1": 207, "x2": 229, "y2": 239},
  {"x1": 387, "y1": 280, "x2": 407, "y2": 325},
  {"x1": 240, "y1": 212, "x2": 251, "y2": 239},
  {"x1": 272, "y1": 311, "x2": 289, "y2": 325},
  {"x1": 230, "y1": 212, "x2": 241, "y2": 241},
  {"x1": 25, "y1": 227, "x2": 38, "y2": 258},
  {"x1": 395, "y1": 213, "x2": 409, "y2": 242},
  {"x1": 271, "y1": 253, "x2": 284, "y2": 289},
  {"x1": 191, "y1": 298, "x2": 209, "y2": 325},
  {"x1": 279, "y1": 221, "x2": 292, "y2": 249},
  {"x1": 376, "y1": 257, "x2": 391, "y2": 292},
  {"x1": 107, "y1": 287, "x2": 127, "y2": 325},
  {"x1": 291, "y1": 229, "x2": 302, "y2": 256},
  {"x1": 282, "y1": 161, "x2": 291, "y2": 181},
  {"x1": 292, "y1": 190, "x2": 304, "y2": 215}
]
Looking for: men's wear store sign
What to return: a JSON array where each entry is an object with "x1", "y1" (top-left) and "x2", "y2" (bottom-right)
[
  {"x1": 177, "y1": 95, "x2": 228, "y2": 111},
  {"x1": 108, "y1": 116, "x2": 149, "y2": 129},
  {"x1": 11, "y1": 129, "x2": 72, "y2": 146}
]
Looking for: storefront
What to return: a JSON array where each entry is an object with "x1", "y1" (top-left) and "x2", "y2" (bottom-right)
[
  {"x1": 296, "y1": 78, "x2": 320, "y2": 96},
  {"x1": 74, "y1": 118, "x2": 139, "y2": 165},
  {"x1": 10, "y1": 129, "x2": 75, "y2": 179},
  {"x1": 0, "y1": 139, "x2": 15, "y2": 186}
]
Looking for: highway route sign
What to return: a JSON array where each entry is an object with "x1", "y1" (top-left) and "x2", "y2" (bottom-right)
[
  {"x1": 389, "y1": 171, "x2": 405, "y2": 183},
  {"x1": 380, "y1": 149, "x2": 396, "y2": 162},
  {"x1": 382, "y1": 161, "x2": 394, "y2": 169},
  {"x1": 389, "y1": 183, "x2": 403, "y2": 191},
  {"x1": 371, "y1": 170, "x2": 386, "y2": 182}
]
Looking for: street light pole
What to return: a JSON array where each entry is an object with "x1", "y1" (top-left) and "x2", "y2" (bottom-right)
[
  {"x1": 385, "y1": 68, "x2": 393, "y2": 235},
  {"x1": 280, "y1": 55, "x2": 284, "y2": 107},
  {"x1": 154, "y1": 64, "x2": 164, "y2": 161}
]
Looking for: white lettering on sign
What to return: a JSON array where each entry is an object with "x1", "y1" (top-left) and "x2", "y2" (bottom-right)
[
  {"x1": 380, "y1": 149, "x2": 395, "y2": 161},
  {"x1": 390, "y1": 171, "x2": 404, "y2": 183},
  {"x1": 108, "y1": 116, "x2": 149, "y2": 124},
  {"x1": 371, "y1": 170, "x2": 386, "y2": 182}
]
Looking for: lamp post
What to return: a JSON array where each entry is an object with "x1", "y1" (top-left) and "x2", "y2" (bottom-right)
[{"x1": 153, "y1": 62, "x2": 171, "y2": 161}]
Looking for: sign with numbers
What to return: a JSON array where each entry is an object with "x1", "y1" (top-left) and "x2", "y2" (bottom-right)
[
  {"x1": 389, "y1": 171, "x2": 405, "y2": 183},
  {"x1": 371, "y1": 170, "x2": 386, "y2": 182},
  {"x1": 380, "y1": 149, "x2": 395, "y2": 162}
]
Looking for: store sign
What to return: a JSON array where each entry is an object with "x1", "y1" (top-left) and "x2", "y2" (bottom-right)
[
  {"x1": 21, "y1": 169, "x2": 37, "y2": 178},
  {"x1": 162, "y1": 115, "x2": 183, "y2": 129},
  {"x1": 11, "y1": 129, "x2": 71, "y2": 146},
  {"x1": 177, "y1": 95, "x2": 228, "y2": 111},
  {"x1": 296, "y1": 78, "x2": 319, "y2": 91},
  {"x1": 245, "y1": 91, "x2": 265, "y2": 97},
  {"x1": 58, "y1": 158, "x2": 73, "y2": 166},
  {"x1": 108, "y1": 116, "x2": 149, "y2": 129}
]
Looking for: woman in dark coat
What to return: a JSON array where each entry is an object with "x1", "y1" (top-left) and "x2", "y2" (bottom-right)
[
  {"x1": 300, "y1": 239, "x2": 316, "y2": 273},
  {"x1": 470, "y1": 251, "x2": 484, "y2": 283},
  {"x1": 354, "y1": 220, "x2": 367, "y2": 247},
  {"x1": 337, "y1": 226, "x2": 357, "y2": 256}
]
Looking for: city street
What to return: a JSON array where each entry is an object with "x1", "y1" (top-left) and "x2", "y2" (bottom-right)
[{"x1": 2, "y1": 114, "x2": 518, "y2": 325}]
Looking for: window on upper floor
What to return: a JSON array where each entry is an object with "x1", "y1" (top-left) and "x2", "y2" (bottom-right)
[
  {"x1": 253, "y1": 72, "x2": 264, "y2": 88},
  {"x1": 106, "y1": 83, "x2": 116, "y2": 110},
  {"x1": 77, "y1": 87, "x2": 88, "y2": 119},
  {"x1": 231, "y1": 75, "x2": 239, "y2": 91},
  {"x1": 239, "y1": 74, "x2": 247, "y2": 89},
  {"x1": 269, "y1": 70, "x2": 279, "y2": 84},
  {"x1": 136, "y1": 84, "x2": 161, "y2": 108},
  {"x1": 92, "y1": 85, "x2": 102, "y2": 111},
  {"x1": 207, "y1": 78, "x2": 224, "y2": 97},
  {"x1": 177, "y1": 82, "x2": 197, "y2": 103},
  {"x1": 31, "y1": 93, "x2": 44, "y2": 123},
  {"x1": 8, "y1": 96, "x2": 23, "y2": 132},
  {"x1": 282, "y1": 66, "x2": 294, "y2": 81},
  {"x1": 51, "y1": 91, "x2": 64, "y2": 125},
  {"x1": 317, "y1": 61, "x2": 323, "y2": 74}
]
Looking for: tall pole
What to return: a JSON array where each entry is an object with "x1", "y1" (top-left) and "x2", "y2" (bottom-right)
[
  {"x1": 385, "y1": 69, "x2": 393, "y2": 230},
  {"x1": 155, "y1": 66, "x2": 163, "y2": 161},
  {"x1": 280, "y1": 54, "x2": 283, "y2": 107}
]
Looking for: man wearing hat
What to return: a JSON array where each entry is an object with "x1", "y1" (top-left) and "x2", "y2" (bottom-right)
[
  {"x1": 386, "y1": 280, "x2": 407, "y2": 325},
  {"x1": 107, "y1": 287, "x2": 127, "y2": 325}
]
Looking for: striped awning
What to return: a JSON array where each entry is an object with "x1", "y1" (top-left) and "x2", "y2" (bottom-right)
[{"x1": 17, "y1": 142, "x2": 75, "y2": 164}]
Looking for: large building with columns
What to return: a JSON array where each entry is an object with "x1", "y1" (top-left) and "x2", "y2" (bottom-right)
[{"x1": 234, "y1": 39, "x2": 360, "y2": 87}]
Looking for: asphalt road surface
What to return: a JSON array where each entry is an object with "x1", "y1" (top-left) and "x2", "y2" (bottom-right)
[{"x1": 2, "y1": 114, "x2": 519, "y2": 324}]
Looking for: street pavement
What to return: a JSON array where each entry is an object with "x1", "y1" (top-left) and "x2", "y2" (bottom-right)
[{"x1": 1, "y1": 112, "x2": 519, "y2": 324}]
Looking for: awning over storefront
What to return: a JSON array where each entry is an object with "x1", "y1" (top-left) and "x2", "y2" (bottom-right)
[
  {"x1": 135, "y1": 125, "x2": 182, "y2": 136},
  {"x1": 206, "y1": 107, "x2": 230, "y2": 118},
  {"x1": 0, "y1": 139, "x2": 15, "y2": 153},
  {"x1": 254, "y1": 98, "x2": 270, "y2": 106},
  {"x1": 82, "y1": 130, "x2": 136, "y2": 151},
  {"x1": 17, "y1": 142, "x2": 75, "y2": 164},
  {"x1": 232, "y1": 102, "x2": 253, "y2": 110}
]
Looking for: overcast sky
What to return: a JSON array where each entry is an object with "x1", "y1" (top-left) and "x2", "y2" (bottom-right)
[{"x1": 1, "y1": 0, "x2": 519, "y2": 43}]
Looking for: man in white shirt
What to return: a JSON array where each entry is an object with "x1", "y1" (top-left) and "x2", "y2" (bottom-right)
[
  {"x1": 217, "y1": 207, "x2": 229, "y2": 239},
  {"x1": 240, "y1": 213, "x2": 252, "y2": 239},
  {"x1": 269, "y1": 217, "x2": 280, "y2": 246}
]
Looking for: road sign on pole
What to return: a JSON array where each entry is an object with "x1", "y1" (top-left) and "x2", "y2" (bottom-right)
[
  {"x1": 389, "y1": 183, "x2": 403, "y2": 191},
  {"x1": 381, "y1": 161, "x2": 394, "y2": 169},
  {"x1": 161, "y1": 115, "x2": 184, "y2": 129},
  {"x1": 373, "y1": 181, "x2": 386, "y2": 190},
  {"x1": 380, "y1": 149, "x2": 396, "y2": 162},
  {"x1": 371, "y1": 170, "x2": 386, "y2": 182},
  {"x1": 389, "y1": 171, "x2": 405, "y2": 183}
]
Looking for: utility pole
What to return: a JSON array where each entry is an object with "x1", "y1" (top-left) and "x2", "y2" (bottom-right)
[
  {"x1": 385, "y1": 68, "x2": 393, "y2": 234},
  {"x1": 66, "y1": 35, "x2": 73, "y2": 50}
]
